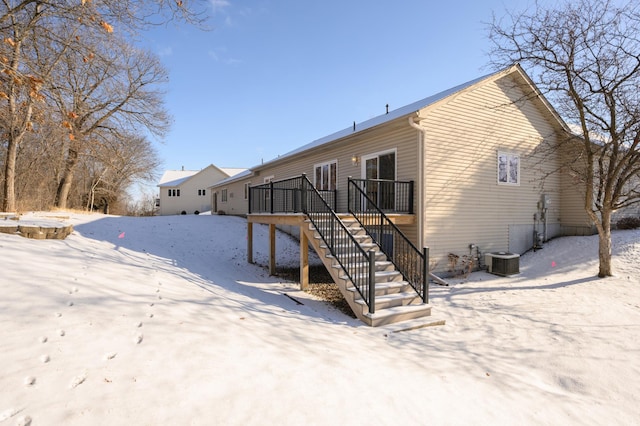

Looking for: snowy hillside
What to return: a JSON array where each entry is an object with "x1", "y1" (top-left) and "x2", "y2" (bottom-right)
[{"x1": 1, "y1": 212, "x2": 639, "y2": 425}]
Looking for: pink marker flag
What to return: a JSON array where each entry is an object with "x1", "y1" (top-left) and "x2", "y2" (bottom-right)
[
  {"x1": 551, "y1": 261, "x2": 556, "y2": 267},
  {"x1": 118, "y1": 232, "x2": 125, "y2": 239}
]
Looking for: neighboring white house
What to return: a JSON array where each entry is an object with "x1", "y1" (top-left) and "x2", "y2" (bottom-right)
[{"x1": 157, "y1": 165, "x2": 246, "y2": 215}]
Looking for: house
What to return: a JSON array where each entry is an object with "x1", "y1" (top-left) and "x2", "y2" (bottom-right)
[
  {"x1": 157, "y1": 164, "x2": 246, "y2": 215},
  {"x1": 210, "y1": 64, "x2": 592, "y2": 326}
]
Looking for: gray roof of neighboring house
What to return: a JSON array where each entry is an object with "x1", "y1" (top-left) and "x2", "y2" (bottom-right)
[
  {"x1": 158, "y1": 170, "x2": 199, "y2": 187},
  {"x1": 158, "y1": 165, "x2": 248, "y2": 188}
]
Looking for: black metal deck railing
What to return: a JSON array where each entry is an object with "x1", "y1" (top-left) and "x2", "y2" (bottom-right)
[
  {"x1": 348, "y1": 178, "x2": 414, "y2": 214},
  {"x1": 248, "y1": 175, "x2": 336, "y2": 214},
  {"x1": 348, "y1": 178, "x2": 428, "y2": 303}
]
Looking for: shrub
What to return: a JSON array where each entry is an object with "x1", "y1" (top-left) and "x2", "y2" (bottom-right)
[
  {"x1": 181, "y1": 210, "x2": 186, "y2": 215},
  {"x1": 616, "y1": 216, "x2": 640, "y2": 230},
  {"x1": 194, "y1": 210, "x2": 200, "y2": 215}
]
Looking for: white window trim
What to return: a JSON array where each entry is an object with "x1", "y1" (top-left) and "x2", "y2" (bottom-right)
[
  {"x1": 361, "y1": 148, "x2": 397, "y2": 180},
  {"x1": 497, "y1": 151, "x2": 520, "y2": 186},
  {"x1": 313, "y1": 159, "x2": 338, "y2": 191},
  {"x1": 221, "y1": 188, "x2": 228, "y2": 203},
  {"x1": 244, "y1": 182, "x2": 251, "y2": 200}
]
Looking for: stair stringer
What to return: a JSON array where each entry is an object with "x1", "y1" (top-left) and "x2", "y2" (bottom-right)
[
  {"x1": 301, "y1": 218, "x2": 434, "y2": 326},
  {"x1": 300, "y1": 224, "x2": 375, "y2": 326}
]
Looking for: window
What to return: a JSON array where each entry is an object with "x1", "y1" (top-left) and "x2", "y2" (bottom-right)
[
  {"x1": 168, "y1": 189, "x2": 179, "y2": 196},
  {"x1": 168, "y1": 189, "x2": 172, "y2": 197},
  {"x1": 314, "y1": 160, "x2": 337, "y2": 191},
  {"x1": 244, "y1": 182, "x2": 251, "y2": 200},
  {"x1": 176, "y1": 189, "x2": 181, "y2": 196},
  {"x1": 498, "y1": 152, "x2": 520, "y2": 185},
  {"x1": 221, "y1": 189, "x2": 228, "y2": 202},
  {"x1": 197, "y1": 189, "x2": 206, "y2": 196}
]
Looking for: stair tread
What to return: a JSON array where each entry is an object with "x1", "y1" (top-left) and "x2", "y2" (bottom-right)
[
  {"x1": 332, "y1": 260, "x2": 393, "y2": 268},
  {"x1": 353, "y1": 292, "x2": 421, "y2": 304},
  {"x1": 365, "y1": 303, "x2": 432, "y2": 317},
  {"x1": 346, "y1": 280, "x2": 409, "y2": 290}
]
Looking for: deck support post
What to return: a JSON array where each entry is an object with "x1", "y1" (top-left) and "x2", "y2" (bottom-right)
[
  {"x1": 269, "y1": 223, "x2": 276, "y2": 275},
  {"x1": 300, "y1": 228, "x2": 309, "y2": 290},
  {"x1": 247, "y1": 221, "x2": 254, "y2": 264}
]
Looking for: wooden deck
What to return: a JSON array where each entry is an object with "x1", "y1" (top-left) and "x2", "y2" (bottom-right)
[{"x1": 246, "y1": 212, "x2": 416, "y2": 290}]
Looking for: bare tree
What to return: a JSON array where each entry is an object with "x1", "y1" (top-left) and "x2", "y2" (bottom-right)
[
  {"x1": 47, "y1": 27, "x2": 169, "y2": 209},
  {"x1": 489, "y1": 0, "x2": 640, "y2": 277},
  {"x1": 0, "y1": 0, "x2": 206, "y2": 212},
  {"x1": 82, "y1": 133, "x2": 162, "y2": 213}
]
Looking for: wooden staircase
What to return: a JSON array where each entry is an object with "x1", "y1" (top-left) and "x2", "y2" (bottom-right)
[{"x1": 302, "y1": 215, "x2": 433, "y2": 326}]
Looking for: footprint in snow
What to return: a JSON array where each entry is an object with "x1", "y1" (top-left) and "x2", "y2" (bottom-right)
[
  {"x1": 39, "y1": 336, "x2": 47, "y2": 343},
  {"x1": 16, "y1": 415, "x2": 32, "y2": 426},
  {"x1": 23, "y1": 376, "x2": 36, "y2": 386},
  {"x1": 69, "y1": 372, "x2": 87, "y2": 389},
  {"x1": 0, "y1": 408, "x2": 22, "y2": 422},
  {"x1": 104, "y1": 352, "x2": 117, "y2": 360},
  {"x1": 40, "y1": 355, "x2": 50, "y2": 363},
  {"x1": 134, "y1": 334, "x2": 143, "y2": 344},
  {"x1": 57, "y1": 329, "x2": 65, "y2": 337}
]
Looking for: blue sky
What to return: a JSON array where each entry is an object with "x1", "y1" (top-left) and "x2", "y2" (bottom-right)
[{"x1": 140, "y1": 0, "x2": 531, "y2": 181}]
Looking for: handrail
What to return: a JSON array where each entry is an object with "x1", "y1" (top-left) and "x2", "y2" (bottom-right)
[
  {"x1": 300, "y1": 175, "x2": 377, "y2": 313},
  {"x1": 348, "y1": 178, "x2": 429, "y2": 304},
  {"x1": 348, "y1": 178, "x2": 414, "y2": 214},
  {"x1": 248, "y1": 175, "x2": 336, "y2": 214}
]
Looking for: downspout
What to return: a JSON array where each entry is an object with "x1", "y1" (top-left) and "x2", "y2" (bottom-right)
[
  {"x1": 408, "y1": 115, "x2": 450, "y2": 286},
  {"x1": 408, "y1": 114, "x2": 426, "y2": 250}
]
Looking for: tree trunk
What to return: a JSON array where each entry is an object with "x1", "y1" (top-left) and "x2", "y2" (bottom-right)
[
  {"x1": 2, "y1": 137, "x2": 18, "y2": 212},
  {"x1": 598, "y1": 209, "x2": 613, "y2": 278},
  {"x1": 55, "y1": 147, "x2": 79, "y2": 209}
]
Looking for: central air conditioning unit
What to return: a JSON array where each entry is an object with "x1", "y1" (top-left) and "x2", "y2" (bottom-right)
[{"x1": 485, "y1": 252, "x2": 520, "y2": 276}]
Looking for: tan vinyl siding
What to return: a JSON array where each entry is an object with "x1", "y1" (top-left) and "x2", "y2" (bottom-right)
[
  {"x1": 420, "y1": 73, "x2": 565, "y2": 274},
  {"x1": 557, "y1": 139, "x2": 594, "y2": 233},
  {"x1": 220, "y1": 121, "x2": 420, "y2": 220}
]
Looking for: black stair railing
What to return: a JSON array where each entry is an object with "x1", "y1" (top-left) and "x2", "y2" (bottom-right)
[
  {"x1": 300, "y1": 175, "x2": 377, "y2": 313},
  {"x1": 348, "y1": 178, "x2": 429, "y2": 304}
]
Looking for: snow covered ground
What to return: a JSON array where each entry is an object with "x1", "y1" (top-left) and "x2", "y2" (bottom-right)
[{"x1": 1, "y1": 212, "x2": 639, "y2": 425}]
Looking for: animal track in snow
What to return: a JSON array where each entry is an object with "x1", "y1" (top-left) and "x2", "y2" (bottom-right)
[
  {"x1": 135, "y1": 321, "x2": 143, "y2": 328},
  {"x1": 23, "y1": 376, "x2": 36, "y2": 386},
  {"x1": 39, "y1": 336, "x2": 47, "y2": 343},
  {"x1": 69, "y1": 371, "x2": 87, "y2": 389},
  {"x1": 0, "y1": 408, "x2": 23, "y2": 422},
  {"x1": 40, "y1": 355, "x2": 50, "y2": 363},
  {"x1": 134, "y1": 334, "x2": 143, "y2": 344},
  {"x1": 55, "y1": 312, "x2": 62, "y2": 318},
  {"x1": 104, "y1": 352, "x2": 117, "y2": 360},
  {"x1": 16, "y1": 415, "x2": 32, "y2": 426}
]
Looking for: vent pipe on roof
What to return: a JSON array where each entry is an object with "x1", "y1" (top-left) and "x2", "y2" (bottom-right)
[
  {"x1": 353, "y1": 121, "x2": 356, "y2": 132},
  {"x1": 386, "y1": 104, "x2": 389, "y2": 114},
  {"x1": 181, "y1": 165, "x2": 184, "y2": 171}
]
